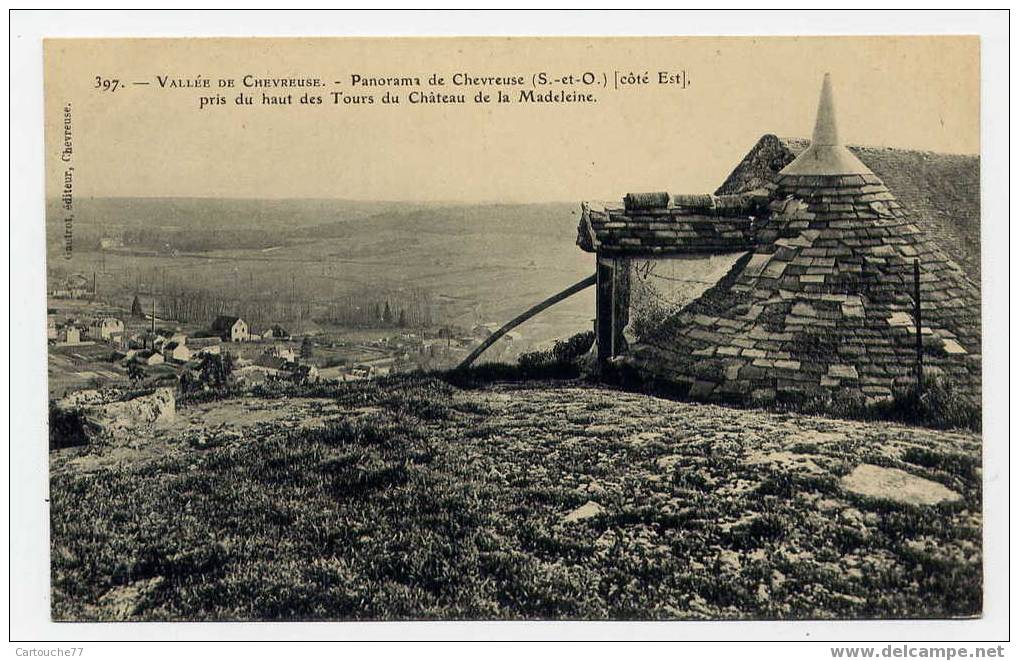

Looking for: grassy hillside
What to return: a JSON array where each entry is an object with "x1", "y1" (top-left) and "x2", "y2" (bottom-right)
[
  {"x1": 51, "y1": 376, "x2": 981, "y2": 621},
  {"x1": 46, "y1": 196, "x2": 415, "y2": 234},
  {"x1": 46, "y1": 197, "x2": 580, "y2": 253}
]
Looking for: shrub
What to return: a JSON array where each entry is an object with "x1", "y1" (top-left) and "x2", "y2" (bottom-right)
[
  {"x1": 518, "y1": 330, "x2": 594, "y2": 374},
  {"x1": 776, "y1": 375, "x2": 981, "y2": 432},
  {"x1": 901, "y1": 446, "x2": 979, "y2": 479},
  {"x1": 48, "y1": 404, "x2": 89, "y2": 450},
  {"x1": 551, "y1": 330, "x2": 595, "y2": 363},
  {"x1": 446, "y1": 331, "x2": 595, "y2": 386},
  {"x1": 878, "y1": 375, "x2": 982, "y2": 431},
  {"x1": 177, "y1": 384, "x2": 242, "y2": 406},
  {"x1": 726, "y1": 513, "x2": 787, "y2": 550},
  {"x1": 791, "y1": 389, "x2": 870, "y2": 419},
  {"x1": 306, "y1": 414, "x2": 406, "y2": 449}
]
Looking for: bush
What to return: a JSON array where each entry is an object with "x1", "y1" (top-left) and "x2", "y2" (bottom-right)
[
  {"x1": 177, "y1": 384, "x2": 242, "y2": 406},
  {"x1": 596, "y1": 362, "x2": 980, "y2": 432},
  {"x1": 446, "y1": 331, "x2": 594, "y2": 386},
  {"x1": 519, "y1": 330, "x2": 594, "y2": 369},
  {"x1": 726, "y1": 513, "x2": 787, "y2": 550},
  {"x1": 879, "y1": 375, "x2": 982, "y2": 431},
  {"x1": 901, "y1": 446, "x2": 980, "y2": 480},
  {"x1": 551, "y1": 330, "x2": 595, "y2": 363},
  {"x1": 48, "y1": 404, "x2": 89, "y2": 450},
  {"x1": 791, "y1": 389, "x2": 870, "y2": 419}
]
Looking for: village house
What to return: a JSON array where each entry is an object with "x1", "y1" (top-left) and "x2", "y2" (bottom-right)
[
  {"x1": 357, "y1": 356, "x2": 396, "y2": 376},
  {"x1": 120, "y1": 332, "x2": 146, "y2": 350},
  {"x1": 265, "y1": 344, "x2": 297, "y2": 362},
  {"x1": 48, "y1": 274, "x2": 92, "y2": 300},
  {"x1": 261, "y1": 325, "x2": 290, "y2": 340},
  {"x1": 211, "y1": 316, "x2": 250, "y2": 342},
  {"x1": 153, "y1": 329, "x2": 187, "y2": 350},
  {"x1": 133, "y1": 349, "x2": 165, "y2": 366},
  {"x1": 57, "y1": 324, "x2": 82, "y2": 345},
  {"x1": 291, "y1": 363, "x2": 319, "y2": 383},
  {"x1": 87, "y1": 317, "x2": 125, "y2": 342},
  {"x1": 250, "y1": 352, "x2": 319, "y2": 383},
  {"x1": 47, "y1": 316, "x2": 57, "y2": 340},
  {"x1": 162, "y1": 341, "x2": 192, "y2": 364},
  {"x1": 349, "y1": 366, "x2": 373, "y2": 380},
  {"x1": 576, "y1": 74, "x2": 981, "y2": 405},
  {"x1": 188, "y1": 337, "x2": 222, "y2": 356}
]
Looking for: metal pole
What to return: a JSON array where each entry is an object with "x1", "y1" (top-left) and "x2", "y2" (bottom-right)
[
  {"x1": 457, "y1": 274, "x2": 597, "y2": 370},
  {"x1": 913, "y1": 259, "x2": 923, "y2": 396},
  {"x1": 610, "y1": 259, "x2": 617, "y2": 358}
]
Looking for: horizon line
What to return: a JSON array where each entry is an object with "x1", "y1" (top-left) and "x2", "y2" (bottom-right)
[{"x1": 46, "y1": 195, "x2": 592, "y2": 205}]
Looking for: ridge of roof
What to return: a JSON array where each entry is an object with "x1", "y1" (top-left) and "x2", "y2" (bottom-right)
[{"x1": 778, "y1": 137, "x2": 979, "y2": 160}]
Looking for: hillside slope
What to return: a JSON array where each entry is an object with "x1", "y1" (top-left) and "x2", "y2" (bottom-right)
[{"x1": 51, "y1": 378, "x2": 981, "y2": 620}]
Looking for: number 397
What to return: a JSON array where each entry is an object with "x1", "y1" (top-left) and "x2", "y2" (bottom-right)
[{"x1": 94, "y1": 76, "x2": 120, "y2": 92}]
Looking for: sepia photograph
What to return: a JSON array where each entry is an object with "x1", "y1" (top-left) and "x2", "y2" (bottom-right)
[{"x1": 8, "y1": 9, "x2": 1010, "y2": 649}]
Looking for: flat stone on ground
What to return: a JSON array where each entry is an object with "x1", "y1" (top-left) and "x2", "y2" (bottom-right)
[
  {"x1": 563, "y1": 500, "x2": 606, "y2": 523},
  {"x1": 745, "y1": 451, "x2": 824, "y2": 475},
  {"x1": 840, "y1": 464, "x2": 961, "y2": 506}
]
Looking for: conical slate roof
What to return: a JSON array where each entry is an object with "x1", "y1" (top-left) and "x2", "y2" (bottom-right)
[{"x1": 629, "y1": 75, "x2": 981, "y2": 404}]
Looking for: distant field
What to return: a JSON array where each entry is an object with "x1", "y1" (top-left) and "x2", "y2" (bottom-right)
[{"x1": 47, "y1": 199, "x2": 598, "y2": 356}]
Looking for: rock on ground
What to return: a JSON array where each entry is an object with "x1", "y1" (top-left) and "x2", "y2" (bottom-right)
[
  {"x1": 840, "y1": 464, "x2": 961, "y2": 505},
  {"x1": 79, "y1": 388, "x2": 176, "y2": 440},
  {"x1": 564, "y1": 500, "x2": 606, "y2": 523}
]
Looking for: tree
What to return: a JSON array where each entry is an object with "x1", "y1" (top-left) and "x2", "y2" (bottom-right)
[
  {"x1": 198, "y1": 353, "x2": 219, "y2": 387},
  {"x1": 178, "y1": 368, "x2": 197, "y2": 393},
  {"x1": 382, "y1": 301, "x2": 393, "y2": 325},
  {"x1": 398, "y1": 308, "x2": 407, "y2": 328},
  {"x1": 131, "y1": 295, "x2": 143, "y2": 318},
  {"x1": 222, "y1": 352, "x2": 235, "y2": 381},
  {"x1": 198, "y1": 353, "x2": 231, "y2": 389},
  {"x1": 300, "y1": 336, "x2": 313, "y2": 360},
  {"x1": 127, "y1": 361, "x2": 145, "y2": 385}
]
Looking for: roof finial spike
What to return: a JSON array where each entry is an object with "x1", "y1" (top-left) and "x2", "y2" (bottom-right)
[
  {"x1": 812, "y1": 73, "x2": 840, "y2": 147},
  {"x1": 778, "y1": 73, "x2": 873, "y2": 176}
]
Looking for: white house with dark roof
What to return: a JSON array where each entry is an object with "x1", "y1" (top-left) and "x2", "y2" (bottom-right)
[{"x1": 211, "y1": 316, "x2": 249, "y2": 342}]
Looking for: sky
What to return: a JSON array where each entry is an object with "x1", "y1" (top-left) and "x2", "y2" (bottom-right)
[{"x1": 45, "y1": 36, "x2": 979, "y2": 203}]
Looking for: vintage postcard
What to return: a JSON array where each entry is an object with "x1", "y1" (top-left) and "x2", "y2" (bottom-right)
[{"x1": 37, "y1": 32, "x2": 991, "y2": 629}]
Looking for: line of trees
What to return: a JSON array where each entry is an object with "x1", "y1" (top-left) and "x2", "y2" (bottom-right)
[
  {"x1": 121, "y1": 228, "x2": 285, "y2": 253},
  {"x1": 318, "y1": 290, "x2": 435, "y2": 329},
  {"x1": 156, "y1": 287, "x2": 311, "y2": 329},
  {"x1": 151, "y1": 282, "x2": 435, "y2": 331}
]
